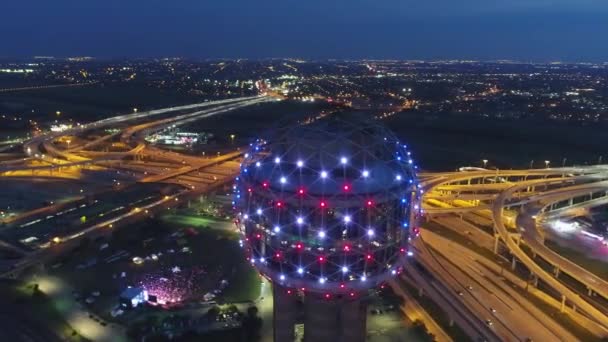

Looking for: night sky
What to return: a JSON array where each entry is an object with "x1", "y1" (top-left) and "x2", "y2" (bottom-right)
[{"x1": 2, "y1": 0, "x2": 608, "y2": 61}]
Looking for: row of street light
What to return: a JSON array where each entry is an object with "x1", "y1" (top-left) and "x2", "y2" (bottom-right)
[{"x1": 482, "y1": 157, "x2": 607, "y2": 170}]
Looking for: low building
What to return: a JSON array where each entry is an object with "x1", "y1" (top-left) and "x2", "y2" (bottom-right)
[{"x1": 119, "y1": 287, "x2": 148, "y2": 309}]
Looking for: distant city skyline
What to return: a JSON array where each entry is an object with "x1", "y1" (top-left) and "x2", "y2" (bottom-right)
[{"x1": 2, "y1": 1, "x2": 608, "y2": 61}]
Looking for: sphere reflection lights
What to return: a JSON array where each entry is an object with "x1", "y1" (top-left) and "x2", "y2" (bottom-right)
[{"x1": 235, "y1": 116, "x2": 420, "y2": 293}]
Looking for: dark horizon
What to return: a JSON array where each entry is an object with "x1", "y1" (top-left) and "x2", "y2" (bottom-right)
[{"x1": 2, "y1": 1, "x2": 608, "y2": 62}]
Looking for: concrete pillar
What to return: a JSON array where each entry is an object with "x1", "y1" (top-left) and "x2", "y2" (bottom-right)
[
  {"x1": 553, "y1": 266, "x2": 560, "y2": 278},
  {"x1": 588, "y1": 287, "x2": 593, "y2": 296},
  {"x1": 304, "y1": 294, "x2": 339, "y2": 342},
  {"x1": 532, "y1": 274, "x2": 538, "y2": 288},
  {"x1": 448, "y1": 318, "x2": 454, "y2": 327},
  {"x1": 418, "y1": 287, "x2": 424, "y2": 297},
  {"x1": 511, "y1": 257, "x2": 517, "y2": 270},
  {"x1": 338, "y1": 299, "x2": 367, "y2": 342},
  {"x1": 493, "y1": 235, "x2": 500, "y2": 254},
  {"x1": 273, "y1": 285, "x2": 298, "y2": 342},
  {"x1": 560, "y1": 295, "x2": 566, "y2": 313}
]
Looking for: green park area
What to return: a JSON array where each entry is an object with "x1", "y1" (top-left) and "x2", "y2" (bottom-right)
[{"x1": 45, "y1": 207, "x2": 259, "y2": 326}]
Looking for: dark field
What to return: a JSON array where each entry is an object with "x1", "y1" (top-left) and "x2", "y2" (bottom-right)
[{"x1": 384, "y1": 112, "x2": 608, "y2": 171}]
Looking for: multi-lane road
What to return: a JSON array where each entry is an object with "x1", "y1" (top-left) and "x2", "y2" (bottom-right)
[{"x1": 416, "y1": 166, "x2": 608, "y2": 338}]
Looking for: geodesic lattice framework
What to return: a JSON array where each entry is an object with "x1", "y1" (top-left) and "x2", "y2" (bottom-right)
[{"x1": 234, "y1": 116, "x2": 422, "y2": 294}]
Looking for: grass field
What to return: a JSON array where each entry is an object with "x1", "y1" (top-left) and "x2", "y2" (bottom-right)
[
  {"x1": 545, "y1": 239, "x2": 608, "y2": 281},
  {"x1": 0, "y1": 280, "x2": 88, "y2": 342},
  {"x1": 48, "y1": 212, "x2": 259, "y2": 324}
]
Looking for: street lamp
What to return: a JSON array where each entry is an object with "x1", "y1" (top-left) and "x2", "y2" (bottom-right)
[
  {"x1": 133, "y1": 107, "x2": 138, "y2": 113},
  {"x1": 544, "y1": 160, "x2": 550, "y2": 168},
  {"x1": 482, "y1": 159, "x2": 488, "y2": 168},
  {"x1": 230, "y1": 134, "x2": 236, "y2": 145},
  {"x1": 66, "y1": 139, "x2": 71, "y2": 149}
]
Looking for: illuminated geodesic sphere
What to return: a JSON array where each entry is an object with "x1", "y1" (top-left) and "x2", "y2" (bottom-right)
[{"x1": 234, "y1": 116, "x2": 421, "y2": 294}]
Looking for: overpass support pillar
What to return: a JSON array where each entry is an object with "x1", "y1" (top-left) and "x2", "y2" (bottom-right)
[
  {"x1": 588, "y1": 287, "x2": 593, "y2": 296},
  {"x1": 560, "y1": 295, "x2": 566, "y2": 313},
  {"x1": 448, "y1": 318, "x2": 454, "y2": 327},
  {"x1": 553, "y1": 266, "x2": 560, "y2": 278},
  {"x1": 493, "y1": 235, "x2": 500, "y2": 254},
  {"x1": 532, "y1": 274, "x2": 538, "y2": 288},
  {"x1": 568, "y1": 198, "x2": 573, "y2": 206},
  {"x1": 418, "y1": 287, "x2": 424, "y2": 297},
  {"x1": 511, "y1": 257, "x2": 517, "y2": 270}
]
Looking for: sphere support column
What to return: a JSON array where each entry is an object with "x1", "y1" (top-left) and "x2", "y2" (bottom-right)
[
  {"x1": 339, "y1": 298, "x2": 367, "y2": 342},
  {"x1": 303, "y1": 294, "x2": 339, "y2": 342},
  {"x1": 273, "y1": 284, "x2": 297, "y2": 342}
]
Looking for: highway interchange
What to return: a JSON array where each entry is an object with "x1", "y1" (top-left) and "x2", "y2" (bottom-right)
[{"x1": 3, "y1": 95, "x2": 608, "y2": 340}]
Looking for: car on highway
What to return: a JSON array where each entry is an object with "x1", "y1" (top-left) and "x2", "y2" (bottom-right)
[
  {"x1": 490, "y1": 307, "x2": 496, "y2": 313},
  {"x1": 485, "y1": 319, "x2": 493, "y2": 326}
]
